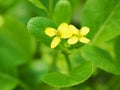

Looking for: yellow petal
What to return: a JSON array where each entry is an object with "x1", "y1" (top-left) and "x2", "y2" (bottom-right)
[
  {"x1": 68, "y1": 25, "x2": 78, "y2": 34},
  {"x1": 57, "y1": 23, "x2": 73, "y2": 38},
  {"x1": 51, "y1": 37, "x2": 61, "y2": 48},
  {"x1": 58, "y1": 23, "x2": 68, "y2": 30},
  {"x1": 45, "y1": 27, "x2": 56, "y2": 37},
  {"x1": 79, "y1": 37, "x2": 90, "y2": 43},
  {"x1": 67, "y1": 36, "x2": 78, "y2": 45},
  {"x1": 80, "y1": 27, "x2": 90, "y2": 35},
  {"x1": 60, "y1": 29, "x2": 73, "y2": 38}
]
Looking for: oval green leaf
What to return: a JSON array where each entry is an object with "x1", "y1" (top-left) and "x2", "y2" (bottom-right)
[
  {"x1": 42, "y1": 61, "x2": 93, "y2": 87},
  {"x1": 27, "y1": 17, "x2": 57, "y2": 47},
  {"x1": 0, "y1": 16, "x2": 32, "y2": 65},
  {"x1": 53, "y1": 0, "x2": 72, "y2": 25}
]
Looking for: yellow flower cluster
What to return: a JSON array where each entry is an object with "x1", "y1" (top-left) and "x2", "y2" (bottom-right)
[{"x1": 45, "y1": 23, "x2": 90, "y2": 48}]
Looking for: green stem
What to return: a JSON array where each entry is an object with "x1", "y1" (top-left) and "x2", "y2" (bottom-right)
[
  {"x1": 49, "y1": 0, "x2": 53, "y2": 19},
  {"x1": 18, "y1": 80, "x2": 31, "y2": 90},
  {"x1": 64, "y1": 53, "x2": 71, "y2": 73},
  {"x1": 50, "y1": 50, "x2": 58, "y2": 72}
]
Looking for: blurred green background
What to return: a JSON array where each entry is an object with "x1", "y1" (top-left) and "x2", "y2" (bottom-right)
[{"x1": 0, "y1": 0, "x2": 120, "y2": 90}]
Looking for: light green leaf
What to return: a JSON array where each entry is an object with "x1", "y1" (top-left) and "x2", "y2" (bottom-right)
[
  {"x1": 53, "y1": 0, "x2": 72, "y2": 25},
  {"x1": 81, "y1": 0, "x2": 120, "y2": 44},
  {"x1": 0, "y1": 0, "x2": 16, "y2": 9},
  {"x1": 0, "y1": 16, "x2": 33, "y2": 89},
  {"x1": 0, "y1": 73, "x2": 18, "y2": 90},
  {"x1": 42, "y1": 61, "x2": 93, "y2": 87},
  {"x1": 28, "y1": 0, "x2": 48, "y2": 12},
  {"x1": 0, "y1": 49, "x2": 18, "y2": 89},
  {"x1": 31, "y1": 0, "x2": 59, "y2": 10},
  {"x1": 0, "y1": 16, "x2": 32, "y2": 65},
  {"x1": 19, "y1": 60, "x2": 49, "y2": 89},
  {"x1": 80, "y1": 45, "x2": 120, "y2": 75},
  {"x1": 27, "y1": 17, "x2": 57, "y2": 47}
]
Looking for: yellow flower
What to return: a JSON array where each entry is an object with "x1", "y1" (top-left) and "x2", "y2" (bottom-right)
[
  {"x1": 45, "y1": 23, "x2": 73, "y2": 48},
  {"x1": 67, "y1": 26, "x2": 90, "y2": 45}
]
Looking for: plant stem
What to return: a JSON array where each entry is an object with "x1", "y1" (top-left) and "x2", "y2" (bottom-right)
[
  {"x1": 64, "y1": 53, "x2": 71, "y2": 73},
  {"x1": 18, "y1": 80, "x2": 31, "y2": 90},
  {"x1": 49, "y1": 0, "x2": 53, "y2": 19},
  {"x1": 50, "y1": 50, "x2": 58, "y2": 72}
]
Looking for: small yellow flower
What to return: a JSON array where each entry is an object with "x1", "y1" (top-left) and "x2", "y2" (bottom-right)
[
  {"x1": 67, "y1": 26, "x2": 90, "y2": 45},
  {"x1": 45, "y1": 23, "x2": 73, "y2": 48}
]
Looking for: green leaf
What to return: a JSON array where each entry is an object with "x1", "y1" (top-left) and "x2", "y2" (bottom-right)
[
  {"x1": 53, "y1": 0, "x2": 72, "y2": 25},
  {"x1": 19, "y1": 60, "x2": 49, "y2": 89},
  {"x1": 114, "y1": 36, "x2": 120, "y2": 69},
  {"x1": 0, "y1": 48, "x2": 19, "y2": 89},
  {"x1": 0, "y1": 0, "x2": 16, "y2": 10},
  {"x1": 0, "y1": 54, "x2": 19, "y2": 90},
  {"x1": 0, "y1": 41, "x2": 18, "y2": 90},
  {"x1": 69, "y1": 49, "x2": 86, "y2": 69},
  {"x1": 114, "y1": 36, "x2": 120, "y2": 60},
  {"x1": 0, "y1": 16, "x2": 32, "y2": 65},
  {"x1": 81, "y1": 0, "x2": 120, "y2": 44},
  {"x1": 80, "y1": 45, "x2": 120, "y2": 75},
  {"x1": 0, "y1": 73, "x2": 18, "y2": 90},
  {"x1": 0, "y1": 16, "x2": 33, "y2": 89},
  {"x1": 27, "y1": 17, "x2": 57, "y2": 47},
  {"x1": 28, "y1": 0, "x2": 48, "y2": 12},
  {"x1": 30, "y1": 0, "x2": 59, "y2": 10},
  {"x1": 42, "y1": 61, "x2": 92, "y2": 87}
]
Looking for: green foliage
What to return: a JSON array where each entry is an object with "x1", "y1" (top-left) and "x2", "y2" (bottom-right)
[
  {"x1": 19, "y1": 60, "x2": 49, "y2": 89},
  {"x1": 0, "y1": 16, "x2": 32, "y2": 65},
  {"x1": 27, "y1": 17, "x2": 57, "y2": 46},
  {"x1": 0, "y1": 73, "x2": 18, "y2": 90},
  {"x1": 81, "y1": 0, "x2": 120, "y2": 44},
  {"x1": 53, "y1": 0, "x2": 72, "y2": 25},
  {"x1": 28, "y1": 0, "x2": 48, "y2": 12},
  {"x1": 81, "y1": 45, "x2": 120, "y2": 75},
  {"x1": 0, "y1": 0, "x2": 16, "y2": 9},
  {"x1": 43, "y1": 61, "x2": 92, "y2": 87},
  {"x1": 114, "y1": 36, "x2": 120, "y2": 70},
  {"x1": 1, "y1": 0, "x2": 120, "y2": 90},
  {"x1": 28, "y1": 0, "x2": 59, "y2": 18},
  {"x1": 0, "y1": 15, "x2": 32, "y2": 90}
]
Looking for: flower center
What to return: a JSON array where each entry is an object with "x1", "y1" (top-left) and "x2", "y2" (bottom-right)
[
  {"x1": 75, "y1": 31, "x2": 83, "y2": 38},
  {"x1": 56, "y1": 31, "x2": 61, "y2": 37}
]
